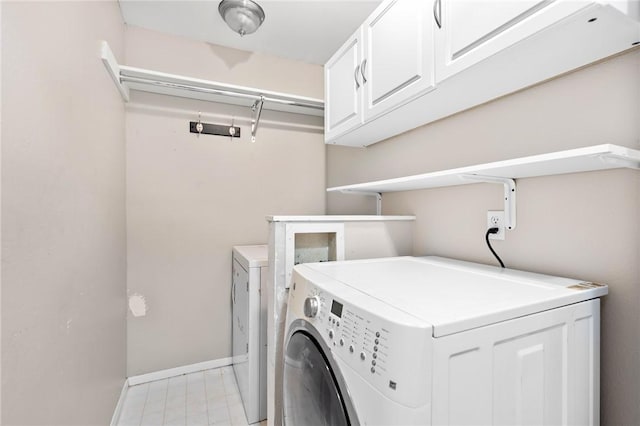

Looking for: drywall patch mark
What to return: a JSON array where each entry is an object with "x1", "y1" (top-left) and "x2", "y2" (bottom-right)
[{"x1": 128, "y1": 294, "x2": 147, "y2": 317}]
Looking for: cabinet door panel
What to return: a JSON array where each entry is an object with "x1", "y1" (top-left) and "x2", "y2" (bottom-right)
[
  {"x1": 324, "y1": 30, "x2": 363, "y2": 141},
  {"x1": 363, "y1": 0, "x2": 434, "y2": 121},
  {"x1": 432, "y1": 301, "x2": 599, "y2": 426},
  {"x1": 449, "y1": 0, "x2": 544, "y2": 55},
  {"x1": 435, "y1": 0, "x2": 591, "y2": 82}
]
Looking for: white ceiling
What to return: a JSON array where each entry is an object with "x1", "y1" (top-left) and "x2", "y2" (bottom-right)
[{"x1": 118, "y1": 1, "x2": 382, "y2": 65}]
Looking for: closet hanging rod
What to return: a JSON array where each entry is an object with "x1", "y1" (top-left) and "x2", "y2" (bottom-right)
[
  {"x1": 100, "y1": 41, "x2": 324, "y2": 117},
  {"x1": 119, "y1": 74, "x2": 323, "y2": 111}
]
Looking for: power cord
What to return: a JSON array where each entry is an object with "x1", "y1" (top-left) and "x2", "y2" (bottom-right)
[{"x1": 485, "y1": 227, "x2": 505, "y2": 268}]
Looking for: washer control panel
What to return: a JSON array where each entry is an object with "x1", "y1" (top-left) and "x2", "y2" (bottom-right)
[{"x1": 318, "y1": 296, "x2": 391, "y2": 378}]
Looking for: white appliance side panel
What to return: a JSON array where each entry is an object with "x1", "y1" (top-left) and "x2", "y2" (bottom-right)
[
  {"x1": 259, "y1": 265, "x2": 268, "y2": 420},
  {"x1": 232, "y1": 252, "x2": 265, "y2": 424},
  {"x1": 232, "y1": 259, "x2": 250, "y2": 408},
  {"x1": 432, "y1": 299, "x2": 599, "y2": 426},
  {"x1": 267, "y1": 222, "x2": 286, "y2": 426},
  {"x1": 572, "y1": 308, "x2": 600, "y2": 426},
  {"x1": 243, "y1": 264, "x2": 263, "y2": 424}
]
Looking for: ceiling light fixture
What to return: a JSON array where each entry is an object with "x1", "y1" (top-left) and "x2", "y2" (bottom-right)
[{"x1": 218, "y1": 0, "x2": 266, "y2": 37}]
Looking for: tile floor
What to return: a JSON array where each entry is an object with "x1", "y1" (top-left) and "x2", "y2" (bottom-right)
[{"x1": 117, "y1": 366, "x2": 265, "y2": 426}]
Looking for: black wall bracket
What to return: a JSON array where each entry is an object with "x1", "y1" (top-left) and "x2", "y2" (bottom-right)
[{"x1": 189, "y1": 121, "x2": 241, "y2": 138}]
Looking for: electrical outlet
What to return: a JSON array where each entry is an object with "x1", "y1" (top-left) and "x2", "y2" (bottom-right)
[{"x1": 487, "y1": 211, "x2": 505, "y2": 240}]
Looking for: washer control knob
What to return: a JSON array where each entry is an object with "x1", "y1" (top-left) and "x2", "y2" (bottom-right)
[
  {"x1": 360, "y1": 352, "x2": 366, "y2": 361},
  {"x1": 328, "y1": 329, "x2": 334, "y2": 339},
  {"x1": 303, "y1": 297, "x2": 319, "y2": 318}
]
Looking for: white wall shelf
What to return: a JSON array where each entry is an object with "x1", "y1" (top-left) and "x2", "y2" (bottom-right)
[
  {"x1": 266, "y1": 215, "x2": 416, "y2": 222},
  {"x1": 327, "y1": 144, "x2": 640, "y2": 228},
  {"x1": 100, "y1": 41, "x2": 324, "y2": 139}
]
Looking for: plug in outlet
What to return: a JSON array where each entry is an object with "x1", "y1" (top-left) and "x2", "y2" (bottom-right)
[{"x1": 487, "y1": 211, "x2": 505, "y2": 240}]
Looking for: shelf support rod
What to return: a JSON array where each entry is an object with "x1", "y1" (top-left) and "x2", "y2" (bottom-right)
[
  {"x1": 251, "y1": 96, "x2": 265, "y2": 143},
  {"x1": 460, "y1": 174, "x2": 517, "y2": 230},
  {"x1": 339, "y1": 190, "x2": 382, "y2": 215}
]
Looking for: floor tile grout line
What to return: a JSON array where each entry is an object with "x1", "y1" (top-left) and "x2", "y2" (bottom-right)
[
  {"x1": 203, "y1": 370, "x2": 211, "y2": 424},
  {"x1": 160, "y1": 377, "x2": 169, "y2": 426},
  {"x1": 221, "y1": 368, "x2": 230, "y2": 423},
  {"x1": 184, "y1": 374, "x2": 188, "y2": 425},
  {"x1": 138, "y1": 383, "x2": 150, "y2": 426}
]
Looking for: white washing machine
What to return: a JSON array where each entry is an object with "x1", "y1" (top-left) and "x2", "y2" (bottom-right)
[
  {"x1": 232, "y1": 245, "x2": 268, "y2": 424},
  {"x1": 283, "y1": 256, "x2": 607, "y2": 425}
]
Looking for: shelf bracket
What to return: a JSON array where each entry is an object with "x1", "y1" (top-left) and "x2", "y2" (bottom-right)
[
  {"x1": 100, "y1": 41, "x2": 130, "y2": 102},
  {"x1": 460, "y1": 174, "x2": 517, "y2": 230},
  {"x1": 250, "y1": 96, "x2": 265, "y2": 143},
  {"x1": 340, "y1": 190, "x2": 382, "y2": 215},
  {"x1": 598, "y1": 152, "x2": 640, "y2": 169}
]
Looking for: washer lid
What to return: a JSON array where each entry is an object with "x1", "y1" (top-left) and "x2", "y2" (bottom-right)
[{"x1": 302, "y1": 256, "x2": 607, "y2": 337}]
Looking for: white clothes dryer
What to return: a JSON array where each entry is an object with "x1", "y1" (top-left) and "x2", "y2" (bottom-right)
[
  {"x1": 282, "y1": 256, "x2": 607, "y2": 426},
  {"x1": 232, "y1": 245, "x2": 268, "y2": 424}
]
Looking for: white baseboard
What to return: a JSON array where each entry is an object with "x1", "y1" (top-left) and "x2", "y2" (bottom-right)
[
  {"x1": 127, "y1": 357, "x2": 233, "y2": 386},
  {"x1": 110, "y1": 379, "x2": 129, "y2": 426}
]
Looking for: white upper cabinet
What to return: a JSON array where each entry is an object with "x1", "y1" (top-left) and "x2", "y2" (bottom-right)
[
  {"x1": 325, "y1": 0, "x2": 434, "y2": 142},
  {"x1": 325, "y1": 0, "x2": 640, "y2": 147},
  {"x1": 362, "y1": 0, "x2": 434, "y2": 121},
  {"x1": 434, "y1": 0, "x2": 592, "y2": 82},
  {"x1": 325, "y1": 30, "x2": 364, "y2": 140}
]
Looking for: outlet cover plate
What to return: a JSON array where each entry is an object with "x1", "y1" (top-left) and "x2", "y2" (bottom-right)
[{"x1": 487, "y1": 211, "x2": 505, "y2": 240}]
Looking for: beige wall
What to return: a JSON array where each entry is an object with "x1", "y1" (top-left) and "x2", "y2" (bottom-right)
[
  {"x1": 327, "y1": 49, "x2": 640, "y2": 425},
  {"x1": 1, "y1": 1, "x2": 126, "y2": 425},
  {"x1": 124, "y1": 27, "x2": 325, "y2": 376}
]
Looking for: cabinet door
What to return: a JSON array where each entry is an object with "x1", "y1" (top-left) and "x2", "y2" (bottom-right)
[
  {"x1": 324, "y1": 29, "x2": 363, "y2": 141},
  {"x1": 432, "y1": 301, "x2": 599, "y2": 426},
  {"x1": 362, "y1": 0, "x2": 434, "y2": 121},
  {"x1": 434, "y1": 0, "x2": 591, "y2": 82}
]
